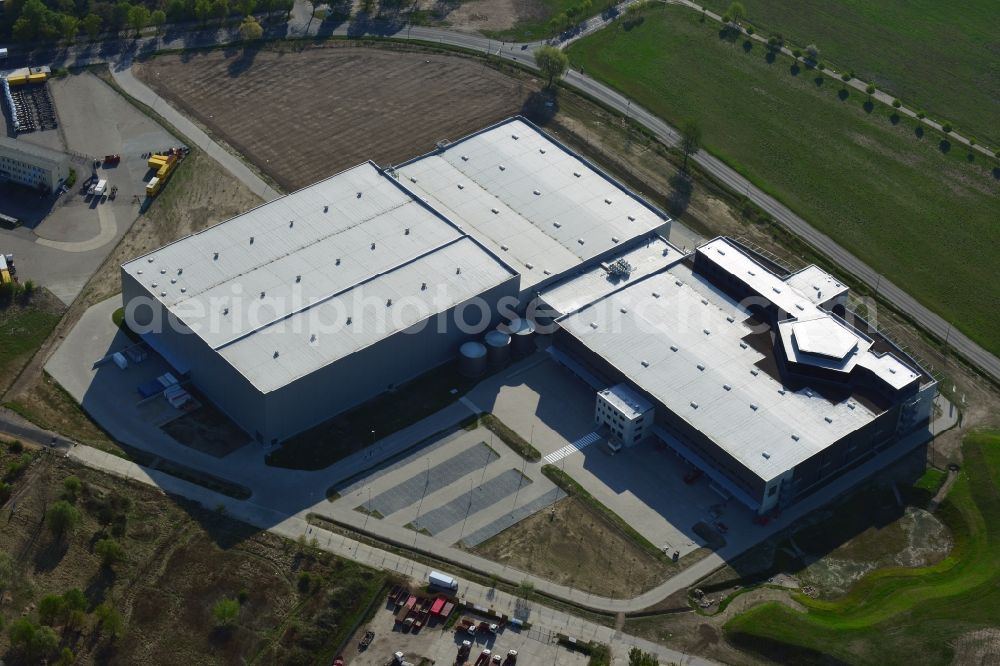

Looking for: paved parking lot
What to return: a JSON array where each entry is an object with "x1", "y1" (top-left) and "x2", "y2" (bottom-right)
[
  {"x1": 1, "y1": 72, "x2": 178, "y2": 303},
  {"x1": 350, "y1": 598, "x2": 589, "y2": 666},
  {"x1": 466, "y1": 357, "x2": 755, "y2": 557},
  {"x1": 333, "y1": 426, "x2": 566, "y2": 547}
]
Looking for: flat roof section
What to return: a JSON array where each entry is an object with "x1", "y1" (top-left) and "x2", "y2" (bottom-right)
[
  {"x1": 600, "y1": 383, "x2": 654, "y2": 419},
  {"x1": 395, "y1": 118, "x2": 669, "y2": 291},
  {"x1": 539, "y1": 235, "x2": 683, "y2": 316},
  {"x1": 123, "y1": 162, "x2": 516, "y2": 393},
  {"x1": 559, "y1": 264, "x2": 880, "y2": 482},
  {"x1": 785, "y1": 265, "x2": 848, "y2": 305},
  {"x1": 697, "y1": 238, "x2": 919, "y2": 389},
  {"x1": 218, "y1": 236, "x2": 514, "y2": 393},
  {"x1": 0, "y1": 135, "x2": 69, "y2": 168}
]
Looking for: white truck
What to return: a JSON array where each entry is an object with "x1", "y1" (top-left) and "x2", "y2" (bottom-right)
[
  {"x1": 428, "y1": 571, "x2": 458, "y2": 591},
  {"x1": 93, "y1": 179, "x2": 108, "y2": 197}
]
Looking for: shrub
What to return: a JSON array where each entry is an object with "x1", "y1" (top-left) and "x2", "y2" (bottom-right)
[
  {"x1": 298, "y1": 571, "x2": 313, "y2": 593},
  {"x1": 994, "y1": 150, "x2": 999, "y2": 159},
  {"x1": 892, "y1": 98, "x2": 902, "y2": 108},
  {"x1": 46, "y1": 500, "x2": 80, "y2": 537},
  {"x1": 942, "y1": 123, "x2": 953, "y2": 133},
  {"x1": 95, "y1": 538, "x2": 125, "y2": 566},
  {"x1": 0, "y1": 482, "x2": 11, "y2": 505},
  {"x1": 745, "y1": 24, "x2": 754, "y2": 35},
  {"x1": 917, "y1": 110, "x2": 926, "y2": 119},
  {"x1": 62, "y1": 476, "x2": 82, "y2": 502},
  {"x1": 969, "y1": 137, "x2": 976, "y2": 146},
  {"x1": 8, "y1": 440, "x2": 24, "y2": 454},
  {"x1": 865, "y1": 83, "x2": 876, "y2": 94},
  {"x1": 805, "y1": 43, "x2": 819, "y2": 60},
  {"x1": 767, "y1": 36, "x2": 777, "y2": 46},
  {"x1": 792, "y1": 48, "x2": 802, "y2": 59},
  {"x1": 37, "y1": 594, "x2": 67, "y2": 626},
  {"x1": 841, "y1": 72, "x2": 851, "y2": 82},
  {"x1": 95, "y1": 602, "x2": 124, "y2": 639},
  {"x1": 212, "y1": 597, "x2": 240, "y2": 626},
  {"x1": 721, "y1": 13, "x2": 730, "y2": 23},
  {"x1": 817, "y1": 62, "x2": 825, "y2": 70}
]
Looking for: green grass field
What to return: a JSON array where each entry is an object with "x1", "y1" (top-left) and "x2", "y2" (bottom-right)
[
  {"x1": 567, "y1": 5, "x2": 1000, "y2": 356},
  {"x1": 483, "y1": 0, "x2": 604, "y2": 42},
  {"x1": 0, "y1": 306, "x2": 61, "y2": 389},
  {"x1": 697, "y1": 0, "x2": 1000, "y2": 146},
  {"x1": 724, "y1": 430, "x2": 1000, "y2": 665}
]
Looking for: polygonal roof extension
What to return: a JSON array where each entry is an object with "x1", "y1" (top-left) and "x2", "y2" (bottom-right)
[{"x1": 791, "y1": 315, "x2": 859, "y2": 360}]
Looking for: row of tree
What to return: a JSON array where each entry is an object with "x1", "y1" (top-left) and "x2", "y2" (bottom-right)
[{"x1": 2, "y1": 0, "x2": 291, "y2": 42}]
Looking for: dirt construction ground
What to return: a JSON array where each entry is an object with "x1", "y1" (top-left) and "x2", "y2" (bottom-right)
[{"x1": 134, "y1": 44, "x2": 540, "y2": 191}]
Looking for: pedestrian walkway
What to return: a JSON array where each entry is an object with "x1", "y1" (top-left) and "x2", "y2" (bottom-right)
[{"x1": 543, "y1": 431, "x2": 601, "y2": 464}]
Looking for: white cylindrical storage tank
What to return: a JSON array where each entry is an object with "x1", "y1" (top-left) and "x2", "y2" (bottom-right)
[
  {"x1": 484, "y1": 330, "x2": 511, "y2": 367},
  {"x1": 502, "y1": 318, "x2": 536, "y2": 355},
  {"x1": 459, "y1": 341, "x2": 488, "y2": 378}
]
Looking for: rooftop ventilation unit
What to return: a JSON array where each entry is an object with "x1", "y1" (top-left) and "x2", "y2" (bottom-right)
[
  {"x1": 697, "y1": 363, "x2": 705, "y2": 371},
  {"x1": 703, "y1": 329, "x2": 711, "y2": 335},
  {"x1": 525, "y1": 263, "x2": 533, "y2": 269},
  {"x1": 160, "y1": 291, "x2": 166, "y2": 297},
  {"x1": 491, "y1": 208, "x2": 499, "y2": 214},
  {"x1": 405, "y1": 228, "x2": 410, "y2": 235},
  {"x1": 533, "y1": 189, "x2": 541, "y2": 195},
  {"x1": 160, "y1": 269, "x2": 166, "y2": 274},
  {"x1": 750, "y1": 403, "x2": 759, "y2": 410},
  {"x1": 670, "y1": 345, "x2": 678, "y2": 352},
  {"x1": 511, "y1": 134, "x2": 519, "y2": 140},
  {"x1": 723, "y1": 384, "x2": 732, "y2": 391},
  {"x1": 500, "y1": 245, "x2": 509, "y2": 251},
  {"x1": 371, "y1": 242, "x2": 376, "y2": 250},
  {"x1": 612, "y1": 236, "x2": 620, "y2": 243},
  {"x1": 573, "y1": 171, "x2": 581, "y2": 177},
  {"x1": 652, "y1": 291, "x2": 660, "y2": 298},
  {"x1": 273, "y1": 351, "x2": 279, "y2": 359},
  {"x1": 457, "y1": 183, "x2": 464, "y2": 189},
  {"x1": 289, "y1": 220, "x2": 294, "y2": 227},
  {"x1": 641, "y1": 360, "x2": 650, "y2": 367},
  {"x1": 147, "y1": 257, "x2": 154, "y2": 263},
  {"x1": 295, "y1": 275, "x2": 301, "y2": 283},
  {"x1": 750, "y1": 369, "x2": 759, "y2": 376},
  {"x1": 620, "y1": 307, "x2": 628, "y2": 314},
  {"x1": 346, "y1": 316, "x2": 352, "y2": 325},
  {"x1": 421, "y1": 282, "x2": 427, "y2": 291},
  {"x1": 386, "y1": 298, "x2": 392, "y2": 307},
  {"x1": 577, "y1": 238, "x2": 585, "y2": 245},
  {"x1": 539, "y1": 148, "x2": 546, "y2": 154},
  {"x1": 791, "y1": 434, "x2": 801, "y2": 441},
  {"x1": 628, "y1": 215, "x2": 635, "y2": 221},
  {"x1": 260, "y1": 291, "x2": 265, "y2": 299},
  {"x1": 250, "y1": 236, "x2": 254, "y2": 244},
  {"x1": 762, "y1": 452, "x2": 770, "y2": 459},
  {"x1": 604, "y1": 198, "x2": 612, "y2": 205},
  {"x1": 223, "y1": 307, "x2": 229, "y2": 315},
  {"x1": 310, "y1": 334, "x2": 316, "y2": 343},
  {"x1": 178, "y1": 268, "x2": 183, "y2": 275},
  {"x1": 151, "y1": 282, "x2": 158, "y2": 288},
  {"x1": 739, "y1": 342, "x2": 748, "y2": 349},
  {"x1": 543, "y1": 269, "x2": 551, "y2": 275},
  {"x1": 498, "y1": 165, "x2": 506, "y2": 171},
  {"x1": 335, "y1": 258, "x2": 341, "y2": 265},
  {"x1": 701, "y1": 298, "x2": 709, "y2": 305},
  {"x1": 825, "y1": 416, "x2": 833, "y2": 423},
  {"x1": 323, "y1": 205, "x2": 329, "y2": 213},
  {"x1": 607, "y1": 258, "x2": 633, "y2": 278},
  {"x1": 726, "y1": 316, "x2": 735, "y2": 323},
  {"x1": 456, "y1": 267, "x2": 461, "y2": 275},
  {"x1": 357, "y1": 191, "x2": 362, "y2": 198},
  {"x1": 553, "y1": 222, "x2": 561, "y2": 228},
  {"x1": 461, "y1": 155, "x2": 469, "y2": 161},
  {"x1": 213, "y1": 252, "x2": 219, "y2": 260},
  {"x1": 690, "y1": 402, "x2": 699, "y2": 409}
]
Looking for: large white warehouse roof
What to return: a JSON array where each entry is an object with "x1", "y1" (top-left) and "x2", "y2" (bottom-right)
[
  {"x1": 122, "y1": 162, "x2": 515, "y2": 393},
  {"x1": 559, "y1": 263, "x2": 880, "y2": 482},
  {"x1": 395, "y1": 118, "x2": 668, "y2": 291}
]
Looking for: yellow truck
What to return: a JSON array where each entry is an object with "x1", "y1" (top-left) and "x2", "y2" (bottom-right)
[{"x1": 145, "y1": 153, "x2": 179, "y2": 197}]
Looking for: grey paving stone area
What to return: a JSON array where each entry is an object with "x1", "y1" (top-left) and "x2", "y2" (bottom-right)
[
  {"x1": 357, "y1": 442, "x2": 498, "y2": 518},
  {"x1": 413, "y1": 468, "x2": 532, "y2": 536},
  {"x1": 460, "y1": 486, "x2": 567, "y2": 547}
]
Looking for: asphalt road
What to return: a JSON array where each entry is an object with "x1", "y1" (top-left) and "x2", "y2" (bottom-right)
[{"x1": 10, "y1": 5, "x2": 997, "y2": 384}]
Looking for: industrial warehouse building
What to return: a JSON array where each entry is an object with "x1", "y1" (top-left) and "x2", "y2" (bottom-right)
[
  {"x1": 123, "y1": 116, "x2": 935, "y2": 510},
  {"x1": 122, "y1": 118, "x2": 669, "y2": 445},
  {"x1": 0, "y1": 135, "x2": 69, "y2": 193},
  {"x1": 543, "y1": 237, "x2": 937, "y2": 514}
]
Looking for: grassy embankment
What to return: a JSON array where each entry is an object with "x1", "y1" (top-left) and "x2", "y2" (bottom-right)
[
  {"x1": 697, "y1": 0, "x2": 1000, "y2": 146},
  {"x1": 568, "y1": 4, "x2": 1000, "y2": 358},
  {"x1": 724, "y1": 431, "x2": 1000, "y2": 665}
]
